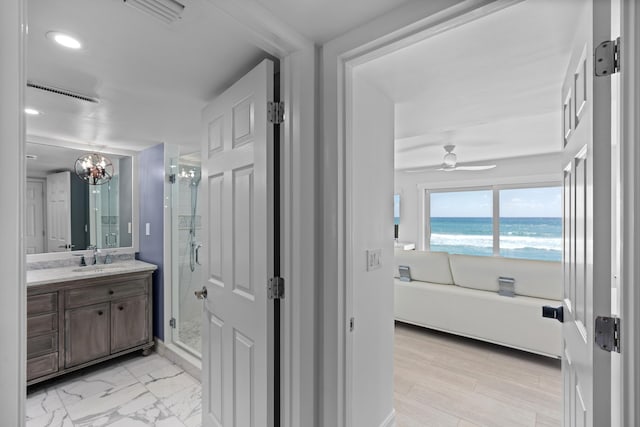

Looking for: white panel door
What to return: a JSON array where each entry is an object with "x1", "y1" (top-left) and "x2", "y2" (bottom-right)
[
  {"x1": 560, "y1": 1, "x2": 612, "y2": 426},
  {"x1": 46, "y1": 171, "x2": 72, "y2": 252},
  {"x1": 200, "y1": 59, "x2": 274, "y2": 427},
  {"x1": 25, "y1": 180, "x2": 45, "y2": 254}
]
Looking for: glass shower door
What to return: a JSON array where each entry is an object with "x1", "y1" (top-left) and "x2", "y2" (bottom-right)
[{"x1": 169, "y1": 152, "x2": 203, "y2": 357}]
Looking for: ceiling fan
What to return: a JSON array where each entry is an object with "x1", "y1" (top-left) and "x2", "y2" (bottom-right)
[{"x1": 436, "y1": 144, "x2": 496, "y2": 172}]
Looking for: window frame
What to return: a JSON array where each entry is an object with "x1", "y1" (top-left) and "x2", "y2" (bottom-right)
[{"x1": 420, "y1": 181, "x2": 562, "y2": 259}]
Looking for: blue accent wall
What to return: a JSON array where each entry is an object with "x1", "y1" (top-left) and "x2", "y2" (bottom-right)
[{"x1": 137, "y1": 143, "x2": 165, "y2": 340}]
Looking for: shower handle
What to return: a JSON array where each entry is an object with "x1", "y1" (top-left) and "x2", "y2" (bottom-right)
[{"x1": 195, "y1": 243, "x2": 203, "y2": 265}]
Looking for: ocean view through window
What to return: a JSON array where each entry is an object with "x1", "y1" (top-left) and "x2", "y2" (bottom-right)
[{"x1": 427, "y1": 186, "x2": 561, "y2": 261}]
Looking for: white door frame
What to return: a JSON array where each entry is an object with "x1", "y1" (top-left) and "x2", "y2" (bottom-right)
[
  {"x1": 0, "y1": 0, "x2": 26, "y2": 425},
  {"x1": 1, "y1": 0, "x2": 317, "y2": 426},
  {"x1": 620, "y1": 0, "x2": 640, "y2": 425},
  {"x1": 323, "y1": 0, "x2": 640, "y2": 426}
]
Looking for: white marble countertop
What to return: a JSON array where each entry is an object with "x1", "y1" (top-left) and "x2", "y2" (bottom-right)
[{"x1": 27, "y1": 260, "x2": 158, "y2": 287}]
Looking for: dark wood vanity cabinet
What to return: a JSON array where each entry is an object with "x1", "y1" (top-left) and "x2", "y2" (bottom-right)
[{"x1": 27, "y1": 270, "x2": 154, "y2": 385}]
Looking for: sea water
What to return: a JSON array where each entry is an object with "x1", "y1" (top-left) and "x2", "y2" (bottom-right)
[{"x1": 429, "y1": 217, "x2": 562, "y2": 262}]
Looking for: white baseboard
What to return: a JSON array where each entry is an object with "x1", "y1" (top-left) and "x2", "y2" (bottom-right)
[
  {"x1": 155, "y1": 338, "x2": 202, "y2": 381},
  {"x1": 380, "y1": 409, "x2": 396, "y2": 427}
]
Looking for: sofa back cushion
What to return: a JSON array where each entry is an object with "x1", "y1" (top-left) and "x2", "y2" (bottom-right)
[
  {"x1": 394, "y1": 249, "x2": 453, "y2": 285},
  {"x1": 448, "y1": 254, "x2": 562, "y2": 300}
]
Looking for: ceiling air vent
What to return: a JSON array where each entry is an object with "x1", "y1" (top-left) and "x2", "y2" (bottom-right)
[
  {"x1": 123, "y1": 0, "x2": 185, "y2": 24},
  {"x1": 27, "y1": 81, "x2": 99, "y2": 104}
]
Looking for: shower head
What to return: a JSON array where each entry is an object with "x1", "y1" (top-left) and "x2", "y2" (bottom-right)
[
  {"x1": 190, "y1": 171, "x2": 202, "y2": 187},
  {"x1": 179, "y1": 167, "x2": 202, "y2": 186}
]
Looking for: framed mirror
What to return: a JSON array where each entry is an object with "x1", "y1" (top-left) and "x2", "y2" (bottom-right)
[{"x1": 25, "y1": 141, "x2": 137, "y2": 255}]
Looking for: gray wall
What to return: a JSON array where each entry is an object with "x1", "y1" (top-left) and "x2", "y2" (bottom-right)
[{"x1": 137, "y1": 143, "x2": 165, "y2": 340}]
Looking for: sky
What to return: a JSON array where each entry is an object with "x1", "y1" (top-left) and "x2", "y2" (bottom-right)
[{"x1": 429, "y1": 186, "x2": 562, "y2": 217}]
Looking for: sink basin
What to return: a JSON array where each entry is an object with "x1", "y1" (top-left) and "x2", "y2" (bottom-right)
[{"x1": 71, "y1": 264, "x2": 126, "y2": 273}]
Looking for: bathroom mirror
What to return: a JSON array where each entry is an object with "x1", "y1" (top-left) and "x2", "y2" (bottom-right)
[{"x1": 25, "y1": 142, "x2": 135, "y2": 254}]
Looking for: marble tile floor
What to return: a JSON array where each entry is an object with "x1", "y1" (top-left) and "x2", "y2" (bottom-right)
[{"x1": 26, "y1": 353, "x2": 202, "y2": 427}]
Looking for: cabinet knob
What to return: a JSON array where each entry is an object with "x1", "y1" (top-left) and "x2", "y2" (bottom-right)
[
  {"x1": 98, "y1": 310, "x2": 103, "y2": 316},
  {"x1": 109, "y1": 290, "x2": 114, "y2": 295},
  {"x1": 118, "y1": 306, "x2": 124, "y2": 311}
]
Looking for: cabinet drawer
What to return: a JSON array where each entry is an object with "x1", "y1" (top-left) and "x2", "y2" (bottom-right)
[
  {"x1": 27, "y1": 332, "x2": 58, "y2": 359},
  {"x1": 27, "y1": 293, "x2": 57, "y2": 316},
  {"x1": 65, "y1": 279, "x2": 147, "y2": 308},
  {"x1": 27, "y1": 352, "x2": 58, "y2": 381},
  {"x1": 27, "y1": 312, "x2": 58, "y2": 337}
]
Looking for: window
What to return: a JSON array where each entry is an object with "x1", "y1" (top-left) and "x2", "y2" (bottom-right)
[
  {"x1": 430, "y1": 190, "x2": 493, "y2": 256},
  {"x1": 425, "y1": 185, "x2": 561, "y2": 261},
  {"x1": 499, "y1": 187, "x2": 561, "y2": 261}
]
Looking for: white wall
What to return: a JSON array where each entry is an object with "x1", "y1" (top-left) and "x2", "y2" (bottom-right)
[
  {"x1": 394, "y1": 152, "x2": 562, "y2": 246},
  {"x1": 349, "y1": 73, "x2": 395, "y2": 426}
]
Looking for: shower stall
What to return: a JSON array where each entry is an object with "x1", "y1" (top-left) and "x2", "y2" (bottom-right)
[{"x1": 168, "y1": 151, "x2": 204, "y2": 357}]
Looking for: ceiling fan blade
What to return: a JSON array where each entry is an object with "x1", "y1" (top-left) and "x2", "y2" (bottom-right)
[
  {"x1": 402, "y1": 168, "x2": 433, "y2": 173},
  {"x1": 453, "y1": 164, "x2": 497, "y2": 171}
]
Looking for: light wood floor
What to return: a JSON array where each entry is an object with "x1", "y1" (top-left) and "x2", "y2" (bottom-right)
[{"x1": 394, "y1": 322, "x2": 562, "y2": 427}]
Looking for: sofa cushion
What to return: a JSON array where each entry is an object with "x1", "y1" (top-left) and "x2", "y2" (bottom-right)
[
  {"x1": 394, "y1": 249, "x2": 453, "y2": 285},
  {"x1": 448, "y1": 254, "x2": 562, "y2": 300},
  {"x1": 394, "y1": 278, "x2": 562, "y2": 357}
]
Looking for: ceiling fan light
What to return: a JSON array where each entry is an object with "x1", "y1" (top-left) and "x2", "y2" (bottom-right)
[{"x1": 443, "y1": 152, "x2": 457, "y2": 166}]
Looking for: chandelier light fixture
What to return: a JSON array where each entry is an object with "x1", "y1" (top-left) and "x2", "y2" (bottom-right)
[{"x1": 74, "y1": 153, "x2": 114, "y2": 185}]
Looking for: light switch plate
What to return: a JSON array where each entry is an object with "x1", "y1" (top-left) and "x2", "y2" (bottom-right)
[
  {"x1": 145, "y1": 223, "x2": 151, "y2": 236},
  {"x1": 366, "y1": 249, "x2": 382, "y2": 271}
]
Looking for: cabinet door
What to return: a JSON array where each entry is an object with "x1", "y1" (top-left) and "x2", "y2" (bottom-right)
[
  {"x1": 111, "y1": 295, "x2": 148, "y2": 354},
  {"x1": 65, "y1": 303, "x2": 110, "y2": 368}
]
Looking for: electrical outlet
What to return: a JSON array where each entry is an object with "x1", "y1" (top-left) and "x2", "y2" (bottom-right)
[{"x1": 366, "y1": 249, "x2": 382, "y2": 271}]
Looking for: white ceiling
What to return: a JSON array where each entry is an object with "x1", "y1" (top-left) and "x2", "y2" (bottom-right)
[
  {"x1": 26, "y1": 0, "x2": 420, "y2": 155},
  {"x1": 355, "y1": 0, "x2": 582, "y2": 171},
  {"x1": 26, "y1": 0, "x2": 270, "y2": 153},
  {"x1": 254, "y1": 0, "x2": 412, "y2": 43}
]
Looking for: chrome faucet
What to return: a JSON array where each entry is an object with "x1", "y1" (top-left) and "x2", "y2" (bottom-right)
[{"x1": 87, "y1": 245, "x2": 99, "y2": 265}]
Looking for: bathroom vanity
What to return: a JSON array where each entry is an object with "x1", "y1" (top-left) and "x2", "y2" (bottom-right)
[{"x1": 26, "y1": 261, "x2": 156, "y2": 385}]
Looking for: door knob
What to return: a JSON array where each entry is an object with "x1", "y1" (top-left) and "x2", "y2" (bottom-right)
[{"x1": 195, "y1": 286, "x2": 208, "y2": 300}]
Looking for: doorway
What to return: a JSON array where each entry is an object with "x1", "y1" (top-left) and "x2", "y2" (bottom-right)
[{"x1": 343, "y1": 0, "x2": 611, "y2": 425}]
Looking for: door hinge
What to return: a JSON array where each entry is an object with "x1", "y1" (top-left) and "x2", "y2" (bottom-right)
[
  {"x1": 267, "y1": 101, "x2": 285, "y2": 124},
  {"x1": 268, "y1": 276, "x2": 285, "y2": 299},
  {"x1": 169, "y1": 173, "x2": 176, "y2": 184},
  {"x1": 595, "y1": 316, "x2": 620, "y2": 353},
  {"x1": 595, "y1": 37, "x2": 620, "y2": 76},
  {"x1": 169, "y1": 317, "x2": 176, "y2": 328},
  {"x1": 349, "y1": 317, "x2": 355, "y2": 332}
]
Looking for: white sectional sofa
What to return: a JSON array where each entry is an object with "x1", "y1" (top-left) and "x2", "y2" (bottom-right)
[{"x1": 394, "y1": 249, "x2": 562, "y2": 358}]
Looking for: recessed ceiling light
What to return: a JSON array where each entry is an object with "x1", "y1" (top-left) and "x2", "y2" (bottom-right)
[
  {"x1": 24, "y1": 108, "x2": 40, "y2": 115},
  {"x1": 46, "y1": 31, "x2": 82, "y2": 49}
]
